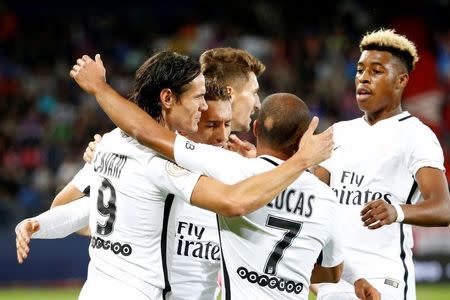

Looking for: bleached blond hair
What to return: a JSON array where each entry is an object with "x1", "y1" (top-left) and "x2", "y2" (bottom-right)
[{"x1": 359, "y1": 28, "x2": 419, "y2": 73}]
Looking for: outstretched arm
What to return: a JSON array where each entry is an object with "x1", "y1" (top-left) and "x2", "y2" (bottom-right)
[{"x1": 15, "y1": 197, "x2": 90, "y2": 264}]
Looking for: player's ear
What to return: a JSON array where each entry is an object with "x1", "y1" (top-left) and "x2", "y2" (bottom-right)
[
  {"x1": 226, "y1": 86, "x2": 234, "y2": 103},
  {"x1": 253, "y1": 119, "x2": 259, "y2": 137},
  {"x1": 396, "y1": 73, "x2": 409, "y2": 90},
  {"x1": 160, "y1": 88, "x2": 174, "y2": 110}
]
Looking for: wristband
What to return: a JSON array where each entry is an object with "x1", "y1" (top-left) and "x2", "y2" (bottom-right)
[{"x1": 392, "y1": 203, "x2": 405, "y2": 223}]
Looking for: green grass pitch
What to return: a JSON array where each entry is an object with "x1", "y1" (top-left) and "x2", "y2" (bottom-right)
[{"x1": 0, "y1": 284, "x2": 449, "y2": 299}]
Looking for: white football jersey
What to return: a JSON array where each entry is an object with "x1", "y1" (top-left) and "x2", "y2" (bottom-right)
[
  {"x1": 318, "y1": 112, "x2": 445, "y2": 299},
  {"x1": 173, "y1": 136, "x2": 343, "y2": 300},
  {"x1": 84, "y1": 128, "x2": 201, "y2": 299},
  {"x1": 168, "y1": 201, "x2": 220, "y2": 300}
]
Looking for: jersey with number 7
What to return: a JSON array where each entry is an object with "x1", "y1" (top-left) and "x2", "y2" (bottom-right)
[{"x1": 173, "y1": 136, "x2": 344, "y2": 300}]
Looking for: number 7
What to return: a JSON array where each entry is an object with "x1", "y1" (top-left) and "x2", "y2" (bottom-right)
[{"x1": 264, "y1": 215, "x2": 303, "y2": 275}]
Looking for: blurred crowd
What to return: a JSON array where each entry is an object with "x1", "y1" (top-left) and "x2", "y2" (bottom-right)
[{"x1": 0, "y1": 1, "x2": 449, "y2": 231}]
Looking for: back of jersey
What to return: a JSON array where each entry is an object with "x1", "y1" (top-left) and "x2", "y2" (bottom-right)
[
  {"x1": 87, "y1": 129, "x2": 200, "y2": 298},
  {"x1": 172, "y1": 137, "x2": 341, "y2": 300},
  {"x1": 219, "y1": 158, "x2": 339, "y2": 300}
]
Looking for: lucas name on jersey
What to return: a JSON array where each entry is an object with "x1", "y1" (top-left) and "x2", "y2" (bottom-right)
[
  {"x1": 333, "y1": 170, "x2": 392, "y2": 205},
  {"x1": 266, "y1": 188, "x2": 314, "y2": 217},
  {"x1": 93, "y1": 151, "x2": 128, "y2": 179},
  {"x1": 175, "y1": 221, "x2": 220, "y2": 262}
]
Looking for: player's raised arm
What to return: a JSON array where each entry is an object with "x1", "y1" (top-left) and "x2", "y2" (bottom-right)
[{"x1": 70, "y1": 54, "x2": 177, "y2": 160}]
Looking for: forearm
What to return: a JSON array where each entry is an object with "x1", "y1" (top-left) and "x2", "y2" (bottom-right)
[
  {"x1": 402, "y1": 199, "x2": 450, "y2": 226},
  {"x1": 51, "y1": 182, "x2": 85, "y2": 208},
  {"x1": 311, "y1": 263, "x2": 342, "y2": 284},
  {"x1": 32, "y1": 197, "x2": 90, "y2": 239},
  {"x1": 92, "y1": 83, "x2": 176, "y2": 160}
]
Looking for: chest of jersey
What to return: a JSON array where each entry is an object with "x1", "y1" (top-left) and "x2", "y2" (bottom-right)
[{"x1": 330, "y1": 121, "x2": 414, "y2": 206}]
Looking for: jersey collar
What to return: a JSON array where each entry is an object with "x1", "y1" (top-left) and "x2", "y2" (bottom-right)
[{"x1": 258, "y1": 155, "x2": 285, "y2": 166}]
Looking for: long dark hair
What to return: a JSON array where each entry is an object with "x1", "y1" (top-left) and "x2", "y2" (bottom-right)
[{"x1": 129, "y1": 51, "x2": 201, "y2": 122}]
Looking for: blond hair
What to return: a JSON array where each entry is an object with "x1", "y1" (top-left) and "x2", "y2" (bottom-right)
[{"x1": 359, "y1": 28, "x2": 419, "y2": 72}]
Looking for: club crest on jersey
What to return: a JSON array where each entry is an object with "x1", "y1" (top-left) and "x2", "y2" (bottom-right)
[{"x1": 165, "y1": 161, "x2": 190, "y2": 177}]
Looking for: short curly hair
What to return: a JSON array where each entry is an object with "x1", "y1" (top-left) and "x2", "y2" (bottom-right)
[{"x1": 359, "y1": 28, "x2": 419, "y2": 73}]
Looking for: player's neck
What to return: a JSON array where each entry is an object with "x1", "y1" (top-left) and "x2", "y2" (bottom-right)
[
  {"x1": 256, "y1": 145, "x2": 290, "y2": 161},
  {"x1": 364, "y1": 105, "x2": 402, "y2": 125}
]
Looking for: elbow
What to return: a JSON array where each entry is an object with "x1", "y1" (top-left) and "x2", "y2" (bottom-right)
[
  {"x1": 220, "y1": 195, "x2": 247, "y2": 217},
  {"x1": 437, "y1": 202, "x2": 450, "y2": 226}
]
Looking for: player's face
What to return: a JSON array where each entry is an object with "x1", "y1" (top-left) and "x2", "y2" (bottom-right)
[
  {"x1": 355, "y1": 50, "x2": 401, "y2": 115},
  {"x1": 187, "y1": 100, "x2": 232, "y2": 147},
  {"x1": 230, "y1": 72, "x2": 260, "y2": 132},
  {"x1": 171, "y1": 74, "x2": 208, "y2": 133}
]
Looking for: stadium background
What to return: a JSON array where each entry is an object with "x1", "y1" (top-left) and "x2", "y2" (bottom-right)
[{"x1": 0, "y1": 0, "x2": 449, "y2": 299}]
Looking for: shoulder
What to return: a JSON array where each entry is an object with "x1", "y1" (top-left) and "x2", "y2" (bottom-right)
[
  {"x1": 399, "y1": 114, "x2": 440, "y2": 142},
  {"x1": 298, "y1": 172, "x2": 338, "y2": 203}
]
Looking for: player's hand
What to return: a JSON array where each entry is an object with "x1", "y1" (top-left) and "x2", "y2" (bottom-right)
[
  {"x1": 227, "y1": 134, "x2": 256, "y2": 158},
  {"x1": 83, "y1": 134, "x2": 102, "y2": 163},
  {"x1": 361, "y1": 199, "x2": 397, "y2": 229},
  {"x1": 354, "y1": 278, "x2": 380, "y2": 300},
  {"x1": 15, "y1": 219, "x2": 40, "y2": 264},
  {"x1": 69, "y1": 54, "x2": 107, "y2": 96},
  {"x1": 296, "y1": 116, "x2": 333, "y2": 167}
]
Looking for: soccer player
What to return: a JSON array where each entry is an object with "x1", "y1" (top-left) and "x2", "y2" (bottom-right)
[
  {"x1": 312, "y1": 29, "x2": 450, "y2": 300},
  {"x1": 16, "y1": 50, "x2": 332, "y2": 300},
  {"x1": 68, "y1": 53, "x2": 381, "y2": 299},
  {"x1": 167, "y1": 79, "x2": 232, "y2": 300}
]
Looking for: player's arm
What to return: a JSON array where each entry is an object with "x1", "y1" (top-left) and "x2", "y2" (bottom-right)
[
  {"x1": 313, "y1": 165, "x2": 330, "y2": 185},
  {"x1": 361, "y1": 168, "x2": 450, "y2": 229},
  {"x1": 51, "y1": 182, "x2": 85, "y2": 208},
  {"x1": 189, "y1": 119, "x2": 332, "y2": 215},
  {"x1": 15, "y1": 197, "x2": 90, "y2": 264},
  {"x1": 51, "y1": 164, "x2": 95, "y2": 235},
  {"x1": 310, "y1": 262, "x2": 343, "y2": 283},
  {"x1": 70, "y1": 54, "x2": 177, "y2": 160}
]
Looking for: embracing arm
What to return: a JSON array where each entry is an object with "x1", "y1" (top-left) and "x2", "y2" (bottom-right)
[
  {"x1": 191, "y1": 153, "x2": 309, "y2": 216},
  {"x1": 191, "y1": 117, "x2": 333, "y2": 216},
  {"x1": 70, "y1": 54, "x2": 176, "y2": 160}
]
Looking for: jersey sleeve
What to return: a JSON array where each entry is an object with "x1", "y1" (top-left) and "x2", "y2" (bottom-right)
[
  {"x1": 408, "y1": 126, "x2": 445, "y2": 176},
  {"x1": 173, "y1": 134, "x2": 249, "y2": 183},
  {"x1": 30, "y1": 196, "x2": 90, "y2": 239},
  {"x1": 71, "y1": 163, "x2": 95, "y2": 194},
  {"x1": 149, "y1": 156, "x2": 202, "y2": 204}
]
